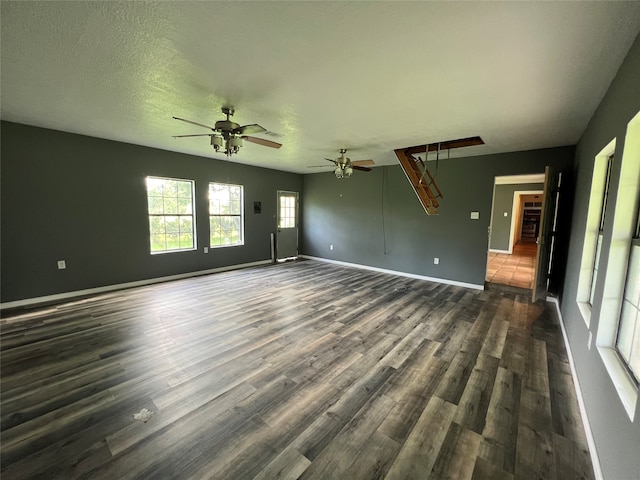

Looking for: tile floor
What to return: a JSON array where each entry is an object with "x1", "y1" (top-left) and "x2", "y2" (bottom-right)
[{"x1": 486, "y1": 241, "x2": 538, "y2": 289}]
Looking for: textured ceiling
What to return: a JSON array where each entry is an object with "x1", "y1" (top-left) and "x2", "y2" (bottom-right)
[{"x1": 2, "y1": 1, "x2": 640, "y2": 174}]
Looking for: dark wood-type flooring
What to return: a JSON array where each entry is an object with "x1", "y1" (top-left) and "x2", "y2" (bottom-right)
[{"x1": 0, "y1": 260, "x2": 594, "y2": 479}]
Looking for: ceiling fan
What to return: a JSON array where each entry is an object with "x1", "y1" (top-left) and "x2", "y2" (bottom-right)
[
  {"x1": 172, "y1": 107, "x2": 282, "y2": 156},
  {"x1": 309, "y1": 149, "x2": 375, "y2": 178}
]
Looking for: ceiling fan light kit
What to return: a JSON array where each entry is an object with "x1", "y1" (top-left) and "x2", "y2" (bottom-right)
[
  {"x1": 173, "y1": 106, "x2": 282, "y2": 157},
  {"x1": 310, "y1": 148, "x2": 375, "y2": 179}
]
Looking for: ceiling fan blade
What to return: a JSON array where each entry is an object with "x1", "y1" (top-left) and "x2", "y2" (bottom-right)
[
  {"x1": 236, "y1": 124, "x2": 267, "y2": 135},
  {"x1": 172, "y1": 134, "x2": 214, "y2": 138},
  {"x1": 242, "y1": 136, "x2": 282, "y2": 149},
  {"x1": 173, "y1": 116, "x2": 215, "y2": 130},
  {"x1": 353, "y1": 166, "x2": 372, "y2": 172},
  {"x1": 308, "y1": 165, "x2": 333, "y2": 168},
  {"x1": 351, "y1": 159, "x2": 375, "y2": 167},
  {"x1": 324, "y1": 158, "x2": 338, "y2": 164}
]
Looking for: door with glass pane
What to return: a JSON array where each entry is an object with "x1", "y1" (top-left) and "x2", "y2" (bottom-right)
[{"x1": 277, "y1": 191, "x2": 299, "y2": 260}]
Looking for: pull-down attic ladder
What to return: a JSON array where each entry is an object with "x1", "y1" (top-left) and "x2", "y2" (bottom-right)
[{"x1": 394, "y1": 136, "x2": 484, "y2": 215}]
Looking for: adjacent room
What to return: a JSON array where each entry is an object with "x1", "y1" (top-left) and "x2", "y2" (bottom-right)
[{"x1": 1, "y1": 2, "x2": 640, "y2": 479}]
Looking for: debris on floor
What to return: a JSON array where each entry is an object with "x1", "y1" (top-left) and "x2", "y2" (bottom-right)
[{"x1": 133, "y1": 408, "x2": 155, "y2": 423}]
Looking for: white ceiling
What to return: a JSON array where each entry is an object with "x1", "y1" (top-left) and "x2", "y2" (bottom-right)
[{"x1": 2, "y1": 1, "x2": 640, "y2": 174}]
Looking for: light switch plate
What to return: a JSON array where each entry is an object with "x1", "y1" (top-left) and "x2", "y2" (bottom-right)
[
  {"x1": 57, "y1": 260, "x2": 66, "y2": 270},
  {"x1": 470, "y1": 211, "x2": 480, "y2": 220}
]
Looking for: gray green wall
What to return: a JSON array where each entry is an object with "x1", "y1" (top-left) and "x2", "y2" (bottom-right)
[
  {"x1": 0, "y1": 121, "x2": 301, "y2": 304},
  {"x1": 302, "y1": 146, "x2": 574, "y2": 288},
  {"x1": 489, "y1": 183, "x2": 543, "y2": 251},
  {"x1": 559, "y1": 34, "x2": 640, "y2": 479}
]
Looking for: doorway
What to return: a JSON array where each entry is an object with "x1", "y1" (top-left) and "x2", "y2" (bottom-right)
[
  {"x1": 276, "y1": 190, "x2": 299, "y2": 261},
  {"x1": 487, "y1": 175, "x2": 544, "y2": 290}
]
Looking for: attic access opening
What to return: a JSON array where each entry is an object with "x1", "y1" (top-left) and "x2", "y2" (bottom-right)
[{"x1": 394, "y1": 136, "x2": 484, "y2": 215}]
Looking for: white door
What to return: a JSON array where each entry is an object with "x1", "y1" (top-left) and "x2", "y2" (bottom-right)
[{"x1": 277, "y1": 190, "x2": 299, "y2": 260}]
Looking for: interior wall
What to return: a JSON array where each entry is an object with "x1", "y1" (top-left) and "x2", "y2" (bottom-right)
[
  {"x1": 559, "y1": 33, "x2": 640, "y2": 480},
  {"x1": 302, "y1": 146, "x2": 574, "y2": 288},
  {"x1": 0, "y1": 121, "x2": 302, "y2": 304},
  {"x1": 489, "y1": 183, "x2": 543, "y2": 252}
]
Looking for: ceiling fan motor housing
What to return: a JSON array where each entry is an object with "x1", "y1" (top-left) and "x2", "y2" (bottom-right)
[{"x1": 215, "y1": 119, "x2": 240, "y2": 138}]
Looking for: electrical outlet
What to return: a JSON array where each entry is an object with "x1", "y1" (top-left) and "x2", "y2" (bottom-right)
[
  {"x1": 588, "y1": 331, "x2": 593, "y2": 350},
  {"x1": 330, "y1": 245, "x2": 334, "y2": 250},
  {"x1": 57, "y1": 260, "x2": 66, "y2": 270},
  {"x1": 204, "y1": 247, "x2": 209, "y2": 253},
  {"x1": 470, "y1": 211, "x2": 480, "y2": 220},
  {"x1": 434, "y1": 257, "x2": 439, "y2": 265},
  {"x1": 504, "y1": 212, "x2": 508, "y2": 217}
]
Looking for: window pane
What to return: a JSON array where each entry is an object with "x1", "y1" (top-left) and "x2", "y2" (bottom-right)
[
  {"x1": 164, "y1": 216, "x2": 179, "y2": 233},
  {"x1": 616, "y1": 244, "x2": 640, "y2": 382},
  {"x1": 177, "y1": 181, "x2": 192, "y2": 198},
  {"x1": 165, "y1": 233, "x2": 179, "y2": 250},
  {"x1": 279, "y1": 195, "x2": 296, "y2": 228},
  {"x1": 179, "y1": 233, "x2": 193, "y2": 249},
  {"x1": 630, "y1": 325, "x2": 640, "y2": 377},
  {"x1": 179, "y1": 216, "x2": 191, "y2": 231},
  {"x1": 163, "y1": 180, "x2": 178, "y2": 197},
  {"x1": 589, "y1": 233, "x2": 603, "y2": 305},
  {"x1": 624, "y1": 244, "x2": 640, "y2": 304},
  {"x1": 164, "y1": 197, "x2": 178, "y2": 215},
  {"x1": 617, "y1": 300, "x2": 636, "y2": 361},
  {"x1": 148, "y1": 216, "x2": 163, "y2": 234},
  {"x1": 148, "y1": 197, "x2": 164, "y2": 215},
  {"x1": 150, "y1": 234, "x2": 166, "y2": 252},
  {"x1": 146, "y1": 177, "x2": 164, "y2": 196}
]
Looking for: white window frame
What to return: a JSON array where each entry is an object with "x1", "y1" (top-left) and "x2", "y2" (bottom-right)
[
  {"x1": 146, "y1": 176, "x2": 196, "y2": 254},
  {"x1": 576, "y1": 138, "x2": 616, "y2": 327},
  {"x1": 596, "y1": 110, "x2": 640, "y2": 420},
  {"x1": 616, "y1": 218, "x2": 640, "y2": 381},
  {"x1": 208, "y1": 182, "x2": 244, "y2": 248}
]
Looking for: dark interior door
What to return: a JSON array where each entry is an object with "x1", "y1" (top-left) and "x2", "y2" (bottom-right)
[{"x1": 532, "y1": 166, "x2": 560, "y2": 302}]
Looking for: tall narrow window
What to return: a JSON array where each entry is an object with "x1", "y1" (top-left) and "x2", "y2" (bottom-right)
[
  {"x1": 576, "y1": 138, "x2": 615, "y2": 327},
  {"x1": 595, "y1": 111, "x2": 640, "y2": 419},
  {"x1": 209, "y1": 182, "x2": 244, "y2": 247},
  {"x1": 589, "y1": 155, "x2": 613, "y2": 305},
  {"x1": 146, "y1": 176, "x2": 196, "y2": 253},
  {"x1": 616, "y1": 210, "x2": 640, "y2": 382}
]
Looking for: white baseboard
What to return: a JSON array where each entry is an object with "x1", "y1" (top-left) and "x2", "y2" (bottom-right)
[
  {"x1": 546, "y1": 296, "x2": 603, "y2": 480},
  {"x1": 300, "y1": 255, "x2": 484, "y2": 290},
  {"x1": 0, "y1": 259, "x2": 273, "y2": 310},
  {"x1": 489, "y1": 248, "x2": 512, "y2": 254}
]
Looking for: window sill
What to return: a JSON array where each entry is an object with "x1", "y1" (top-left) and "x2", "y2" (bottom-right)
[
  {"x1": 150, "y1": 248, "x2": 197, "y2": 255},
  {"x1": 210, "y1": 243, "x2": 244, "y2": 249},
  {"x1": 577, "y1": 301, "x2": 592, "y2": 328},
  {"x1": 597, "y1": 346, "x2": 638, "y2": 421}
]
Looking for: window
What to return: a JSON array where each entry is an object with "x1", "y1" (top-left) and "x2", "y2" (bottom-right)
[
  {"x1": 209, "y1": 182, "x2": 244, "y2": 247},
  {"x1": 595, "y1": 110, "x2": 640, "y2": 420},
  {"x1": 576, "y1": 138, "x2": 616, "y2": 326},
  {"x1": 589, "y1": 155, "x2": 614, "y2": 305},
  {"x1": 146, "y1": 177, "x2": 195, "y2": 254},
  {"x1": 279, "y1": 194, "x2": 296, "y2": 228},
  {"x1": 616, "y1": 210, "x2": 640, "y2": 382}
]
